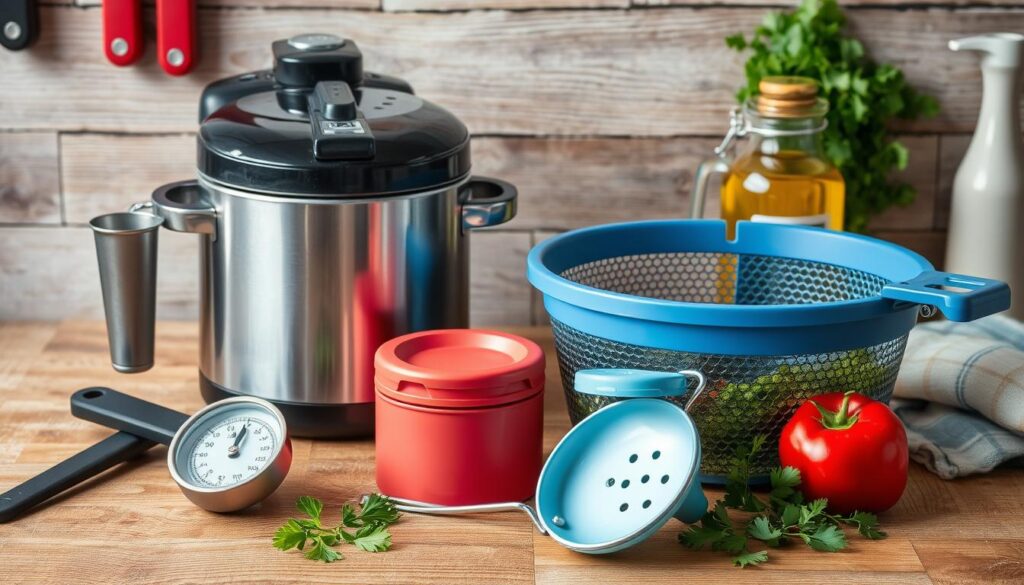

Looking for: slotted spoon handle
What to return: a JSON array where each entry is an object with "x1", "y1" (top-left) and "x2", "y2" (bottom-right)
[
  {"x1": 372, "y1": 495, "x2": 548, "y2": 535},
  {"x1": 573, "y1": 369, "x2": 707, "y2": 411}
]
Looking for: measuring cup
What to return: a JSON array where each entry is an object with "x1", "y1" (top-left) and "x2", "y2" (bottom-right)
[
  {"x1": 89, "y1": 211, "x2": 163, "y2": 373},
  {"x1": 387, "y1": 368, "x2": 707, "y2": 554}
]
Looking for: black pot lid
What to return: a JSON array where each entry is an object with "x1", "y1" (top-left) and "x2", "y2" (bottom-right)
[{"x1": 197, "y1": 35, "x2": 471, "y2": 197}]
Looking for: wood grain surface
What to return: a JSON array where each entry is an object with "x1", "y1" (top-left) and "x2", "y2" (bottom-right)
[
  {"x1": 0, "y1": 132, "x2": 61, "y2": 225},
  {"x1": 2, "y1": 6, "x2": 1021, "y2": 135},
  {"x1": 0, "y1": 321, "x2": 1022, "y2": 584},
  {"x1": 60, "y1": 133, "x2": 196, "y2": 225}
]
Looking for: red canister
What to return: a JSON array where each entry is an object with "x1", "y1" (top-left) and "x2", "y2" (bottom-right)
[{"x1": 374, "y1": 329, "x2": 545, "y2": 505}]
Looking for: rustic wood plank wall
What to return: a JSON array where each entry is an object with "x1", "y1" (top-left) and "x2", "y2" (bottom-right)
[{"x1": 0, "y1": 0, "x2": 1016, "y2": 325}]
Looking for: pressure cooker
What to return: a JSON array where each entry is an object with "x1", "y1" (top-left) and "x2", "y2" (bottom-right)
[{"x1": 90, "y1": 34, "x2": 518, "y2": 437}]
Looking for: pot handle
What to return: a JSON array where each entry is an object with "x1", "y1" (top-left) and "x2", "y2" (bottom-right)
[
  {"x1": 459, "y1": 176, "x2": 517, "y2": 231},
  {"x1": 881, "y1": 270, "x2": 1011, "y2": 322},
  {"x1": 151, "y1": 180, "x2": 218, "y2": 240},
  {"x1": 574, "y1": 369, "x2": 707, "y2": 412}
]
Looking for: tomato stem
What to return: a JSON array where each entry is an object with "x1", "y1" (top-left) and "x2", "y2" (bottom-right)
[
  {"x1": 813, "y1": 390, "x2": 860, "y2": 430},
  {"x1": 834, "y1": 391, "x2": 854, "y2": 426}
]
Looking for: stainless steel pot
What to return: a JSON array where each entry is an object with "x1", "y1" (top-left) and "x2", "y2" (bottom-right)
[
  {"x1": 94, "y1": 173, "x2": 514, "y2": 437},
  {"x1": 89, "y1": 35, "x2": 519, "y2": 437}
]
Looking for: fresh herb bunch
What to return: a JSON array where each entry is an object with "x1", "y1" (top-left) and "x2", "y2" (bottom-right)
[
  {"x1": 679, "y1": 435, "x2": 886, "y2": 567},
  {"x1": 272, "y1": 494, "x2": 400, "y2": 563},
  {"x1": 726, "y1": 0, "x2": 938, "y2": 232}
]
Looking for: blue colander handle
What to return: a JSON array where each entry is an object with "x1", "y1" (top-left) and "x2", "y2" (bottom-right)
[
  {"x1": 573, "y1": 369, "x2": 707, "y2": 411},
  {"x1": 881, "y1": 270, "x2": 1011, "y2": 322}
]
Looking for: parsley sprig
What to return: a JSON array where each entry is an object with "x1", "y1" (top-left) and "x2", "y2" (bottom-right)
[
  {"x1": 272, "y1": 494, "x2": 401, "y2": 563},
  {"x1": 679, "y1": 435, "x2": 886, "y2": 567}
]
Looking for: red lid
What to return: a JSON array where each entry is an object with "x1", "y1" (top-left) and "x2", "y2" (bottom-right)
[{"x1": 374, "y1": 329, "x2": 545, "y2": 408}]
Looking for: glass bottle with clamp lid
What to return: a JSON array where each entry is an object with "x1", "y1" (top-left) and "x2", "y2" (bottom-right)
[{"x1": 691, "y1": 76, "x2": 845, "y2": 238}]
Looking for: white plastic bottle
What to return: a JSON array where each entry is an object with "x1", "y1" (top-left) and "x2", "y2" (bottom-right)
[{"x1": 945, "y1": 33, "x2": 1024, "y2": 318}]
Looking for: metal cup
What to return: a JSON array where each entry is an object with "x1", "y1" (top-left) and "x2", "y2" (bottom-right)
[{"x1": 90, "y1": 211, "x2": 164, "y2": 373}]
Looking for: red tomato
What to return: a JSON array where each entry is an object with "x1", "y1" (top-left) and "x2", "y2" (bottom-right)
[{"x1": 779, "y1": 392, "x2": 908, "y2": 514}]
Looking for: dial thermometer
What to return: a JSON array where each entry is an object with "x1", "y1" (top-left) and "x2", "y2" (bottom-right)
[
  {"x1": 168, "y1": 397, "x2": 292, "y2": 512},
  {"x1": 67, "y1": 388, "x2": 292, "y2": 512}
]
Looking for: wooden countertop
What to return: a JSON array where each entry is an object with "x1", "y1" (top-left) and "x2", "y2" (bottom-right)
[{"x1": 1, "y1": 321, "x2": 1022, "y2": 584}]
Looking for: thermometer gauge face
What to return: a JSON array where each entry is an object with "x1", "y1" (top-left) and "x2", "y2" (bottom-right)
[{"x1": 168, "y1": 397, "x2": 292, "y2": 512}]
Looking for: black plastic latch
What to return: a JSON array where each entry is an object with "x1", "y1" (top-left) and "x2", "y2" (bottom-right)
[
  {"x1": 307, "y1": 81, "x2": 375, "y2": 161},
  {"x1": 313, "y1": 81, "x2": 358, "y2": 121}
]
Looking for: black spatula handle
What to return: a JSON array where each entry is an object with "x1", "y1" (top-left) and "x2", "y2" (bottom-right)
[
  {"x1": 0, "y1": 431, "x2": 156, "y2": 523},
  {"x1": 0, "y1": 387, "x2": 190, "y2": 523},
  {"x1": 70, "y1": 387, "x2": 188, "y2": 445}
]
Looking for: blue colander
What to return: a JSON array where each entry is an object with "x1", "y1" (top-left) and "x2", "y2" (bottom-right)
[{"x1": 527, "y1": 220, "x2": 1010, "y2": 479}]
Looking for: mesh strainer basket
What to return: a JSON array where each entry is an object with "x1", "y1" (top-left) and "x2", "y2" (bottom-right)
[{"x1": 527, "y1": 220, "x2": 1010, "y2": 481}]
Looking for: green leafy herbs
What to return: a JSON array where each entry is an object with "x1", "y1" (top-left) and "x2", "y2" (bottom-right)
[
  {"x1": 732, "y1": 550, "x2": 769, "y2": 568},
  {"x1": 679, "y1": 435, "x2": 886, "y2": 567},
  {"x1": 273, "y1": 494, "x2": 401, "y2": 563},
  {"x1": 726, "y1": 0, "x2": 939, "y2": 232}
]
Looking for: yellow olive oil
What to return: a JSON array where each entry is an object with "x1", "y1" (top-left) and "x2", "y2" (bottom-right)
[{"x1": 721, "y1": 150, "x2": 845, "y2": 239}]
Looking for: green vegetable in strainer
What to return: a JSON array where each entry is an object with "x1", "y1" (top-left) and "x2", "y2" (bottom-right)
[{"x1": 694, "y1": 349, "x2": 891, "y2": 473}]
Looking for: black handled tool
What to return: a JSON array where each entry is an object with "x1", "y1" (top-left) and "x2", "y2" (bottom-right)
[
  {"x1": 70, "y1": 387, "x2": 188, "y2": 445},
  {"x1": 1, "y1": 0, "x2": 39, "y2": 51},
  {"x1": 0, "y1": 388, "x2": 188, "y2": 523},
  {"x1": 0, "y1": 431, "x2": 155, "y2": 523}
]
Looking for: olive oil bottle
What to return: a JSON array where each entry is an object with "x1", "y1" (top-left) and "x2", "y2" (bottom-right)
[{"x1": 693, "y1": 77, "x2": 845, "y2": 238}]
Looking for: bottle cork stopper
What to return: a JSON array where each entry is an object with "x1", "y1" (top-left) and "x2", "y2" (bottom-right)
[{"x1": 756, "y1": 76, "x2": 822, "y2": 118}]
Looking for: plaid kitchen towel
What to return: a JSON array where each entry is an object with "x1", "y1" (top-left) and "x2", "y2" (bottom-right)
[{"x1": 890, "y1": 315, "x2": 1024, "y2": 479}]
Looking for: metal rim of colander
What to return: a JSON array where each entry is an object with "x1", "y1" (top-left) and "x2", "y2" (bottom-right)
[
  {"x1": 534, "y1": 398, "x2": 701, "y2": 553},
  {"x1": 527, "y1": 219, "x2": 933, "y2": 330}
]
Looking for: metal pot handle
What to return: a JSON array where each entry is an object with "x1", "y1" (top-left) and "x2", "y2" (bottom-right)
[
  {"x1": 151, "y1": 180, "x2": 218, "y2": 240},
  {"x1": 88, "y1": 179, "x2": 214, "y2": 374},
  {"x1": 459, "y1": 176, "x2": 517, "y2": 231}
]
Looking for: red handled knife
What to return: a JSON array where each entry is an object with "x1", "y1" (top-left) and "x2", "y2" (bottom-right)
[
  {"x1": 156, "y1": 0, "x2": 197, "y2": 76},
  {"x1": 103, "y1": 0, "x2": 143, "y2": 66}
]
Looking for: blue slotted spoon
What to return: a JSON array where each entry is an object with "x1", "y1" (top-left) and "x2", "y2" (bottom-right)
[{"x1": 385, "y1": 369, "x2": 708, "y2": 554}]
